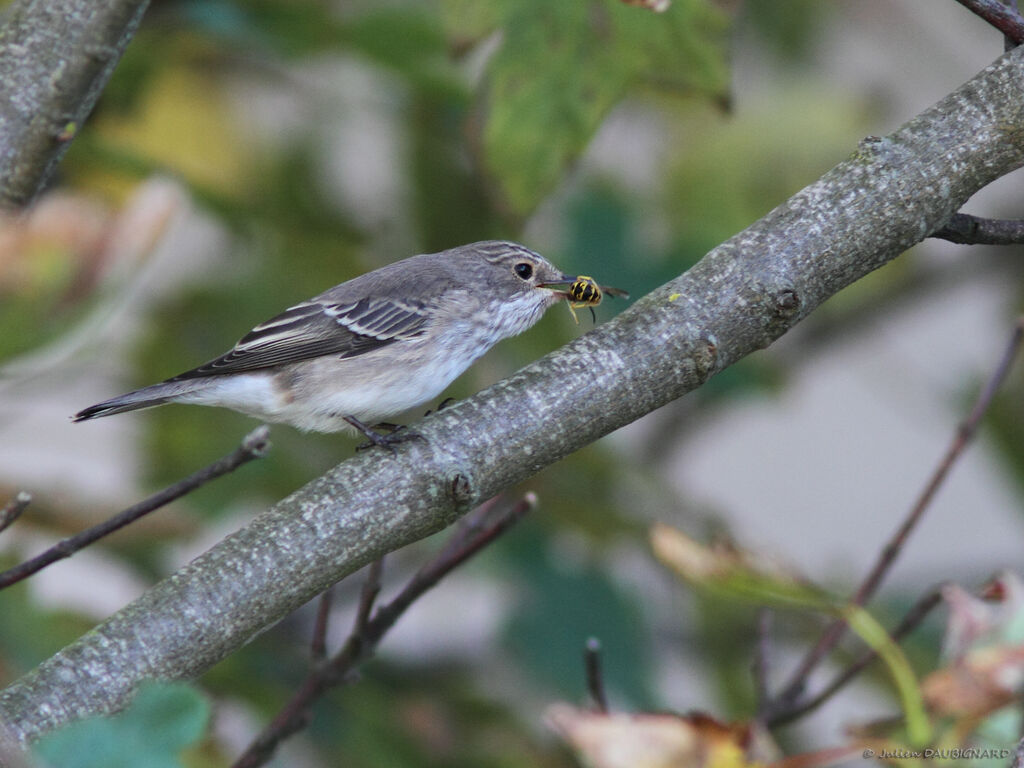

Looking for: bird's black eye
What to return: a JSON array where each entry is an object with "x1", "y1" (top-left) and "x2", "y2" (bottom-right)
[{"x1": 514, "y1": 262, "x2": 534, "y2": 280}]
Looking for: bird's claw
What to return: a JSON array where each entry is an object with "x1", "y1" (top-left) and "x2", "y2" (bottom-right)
[{"x1": 345, "y1": 416, "x2": 426, "y2": 454}]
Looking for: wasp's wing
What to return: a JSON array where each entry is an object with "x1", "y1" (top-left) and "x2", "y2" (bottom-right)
[
  {"x1": 171, "y1": 297, "x2": 429, "y2": 380},
  {"x1": 600, "y1": 285, "x2": 629, "y2": 299}
]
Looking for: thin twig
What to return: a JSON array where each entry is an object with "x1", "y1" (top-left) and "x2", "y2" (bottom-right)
[
  {"x1": 752, "y1": 609, "x2": 773, "y2": 714},
  {"x1": 432, "y1": 495, "x2": 504, "y2": 562},
  {"x1": 954, "y1": 0, "x2": 1024, "y2": 44},
  {"x1": 930, "y1": 213, "x2": 1024, "y2": 244},
  {"x1": 766, "y1": 586, "x2": 944, "y2": 727},
  {"x1": 1007, "y1": 0, "x2": 1022, "y2": 50},
  {"x1": 584, "y1": 637, "x2": 609, "y2": 712},
  {"x1": 368, "y1": 494, "x2": 534, "y2": 638},
  {"x1": 0, "y1": 492, "x2": 31, "y2": 535},
  {"x1": 0, "y1": 426, "x2": 270, "y2": 590},
  {"x1": 232, "y1": 493, "x2": 536, "y2": 768},
  {"x1": 353, "y1": 558, "x2": 384, "y2": 638},
  {"x1": 768, "y1": 317, "x2": 1024, "y2": 716},
  {"x1": 310, "y1": 587, "x2": 333, "y2": 663}
]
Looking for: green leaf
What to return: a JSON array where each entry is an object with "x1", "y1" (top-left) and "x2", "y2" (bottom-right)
[
  {"x1": 443, "y1": 0, "x2": 730, "y2": 215},
  {"x1": 34, "y1": 682, "x2": 210, "y2": 768},
  {"x1": 843, "y1": 605, "x2": 931, "y2": 747}
]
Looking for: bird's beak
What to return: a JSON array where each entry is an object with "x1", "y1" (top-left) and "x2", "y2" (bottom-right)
[{"x1": 536, "y1": 275, "x2": 580, "y2": 298}]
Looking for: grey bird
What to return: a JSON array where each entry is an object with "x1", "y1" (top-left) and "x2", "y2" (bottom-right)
[{"x1": 73, "y1": 241, "x2": 608, "y2": 440}]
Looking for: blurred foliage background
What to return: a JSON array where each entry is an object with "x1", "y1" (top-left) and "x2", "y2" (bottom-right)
[{"x1": 2, "y1": 0, "x2": 1024, "y2": 766}]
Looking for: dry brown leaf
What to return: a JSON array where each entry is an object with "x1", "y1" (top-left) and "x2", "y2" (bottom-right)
[
  {"x1": 922, "y1": 573, "x2": 1024, "y2": 719},
  {"x1": 922, "y1": 645, "x2": 1024, "y2": 718},
  {"x1": 546, "y1": 705, "x2": 759, "y2": 768}
]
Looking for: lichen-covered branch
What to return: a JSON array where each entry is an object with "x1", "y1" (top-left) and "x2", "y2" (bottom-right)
[
  {"x1": 2, "y1": 45, "x2": 1024, "y2": 746},
  {"x1": 233, "y1": 495, "x2": 533, "y2": 768},
  {"x1": 0, "y1": 0, "x2": 151, "y2": 207}
]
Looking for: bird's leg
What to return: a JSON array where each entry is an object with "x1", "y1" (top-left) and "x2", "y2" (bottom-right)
[{"x1": 344, "y1": 415, "x2": 425, "y2": 454}]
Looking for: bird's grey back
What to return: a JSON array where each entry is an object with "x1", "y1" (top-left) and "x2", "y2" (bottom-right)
[{"x1": 312, "y1": 241, "x2": 544, "y2": 304}]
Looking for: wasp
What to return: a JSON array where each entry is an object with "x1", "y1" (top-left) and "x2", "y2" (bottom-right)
[
  {"x1": 562, "y1": 275, "x2": 629, "y2": 324},
  {"x1": 568, "y1": 276, "x2": 602, "y2": 305}
]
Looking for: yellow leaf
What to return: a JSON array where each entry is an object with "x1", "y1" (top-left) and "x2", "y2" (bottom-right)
[{"x1": 86, "y1": 63, "x2": 251, "y2": 199}]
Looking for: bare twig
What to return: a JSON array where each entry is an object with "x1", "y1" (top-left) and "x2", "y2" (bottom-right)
[
  {"x1": 0, "y1": 426, "x2": 270, "y2": 590},
  {"x1": 232, "y1": 493, "x2": 535, "y2": 768},
  {"x1": 0, "y1": 492, "x2": 31, "y2": 535},
  {"x1": 766, "y1": 586, "x2": 944, "y2": 727},
  {"x1": 954, "y1": 0, "x2": 1024, "y2": 44},
  {"x1": 752, "y1": 609, "x2": 773, "y2": 714},
  {"x1": 768, "y1": 317, "x2": 1024, "y2": 716},
  {"x1": 1007, "y1": 0, "x2": 1022, "y2": 50},
  {"x1": 310, "y1": 587, "x2": 333, "y2": 663},
  {"x1": 584, "y1": 637, "x2": 609, "y2": 713},
  {"x1": 931, "y1": 213, "x2": 1024, "y2": 244},
  {"x1": 369, "y1": 494, "x2": 533, "y2": 638},
  {"x1": 432, "y1": 495, "x2": 504, "y2": 561},
  {"x1": 353, "y1": 558, "x2": 384, "y2": 638}
]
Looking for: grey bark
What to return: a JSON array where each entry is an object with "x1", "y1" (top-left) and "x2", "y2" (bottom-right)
[
  {"x1": 0, "y1": 0, "x2": 150, "y2": 207},
  {"x1": 2, "y1": 45, "x2": 1024, "y2": 747}
]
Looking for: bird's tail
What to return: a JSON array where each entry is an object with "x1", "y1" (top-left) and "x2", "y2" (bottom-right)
[{"x1": 72, "y1": 380, "x2": 197, "y2": 422}]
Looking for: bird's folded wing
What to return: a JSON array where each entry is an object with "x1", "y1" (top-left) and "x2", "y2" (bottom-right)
[{"x1": 170, "y1": 297, "x2": 429, "y2": 380}]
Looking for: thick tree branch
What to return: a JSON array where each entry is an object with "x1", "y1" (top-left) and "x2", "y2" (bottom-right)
[
  {"x1": 3, "y1": 46, "x2": 1024, "y2": 746},
  {"x1": 233, "y1": 495, "x2": 533, "y2": 768},
  {"x1": 0, "y1": 0, "x2": 151, "y2": 207}
]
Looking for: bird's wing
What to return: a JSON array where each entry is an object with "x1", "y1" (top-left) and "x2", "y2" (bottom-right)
[{"x1": 171, "y1": 297, "x2": 429, "y2": 380}]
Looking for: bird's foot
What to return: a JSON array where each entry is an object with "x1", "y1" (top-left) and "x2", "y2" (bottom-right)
[{"x1": 345, "y1": 416, "x2": 425, "y2": 454}]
